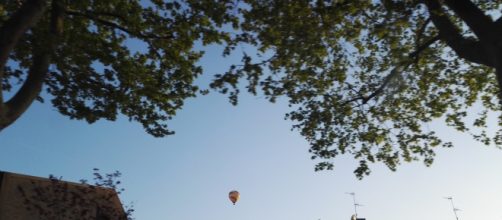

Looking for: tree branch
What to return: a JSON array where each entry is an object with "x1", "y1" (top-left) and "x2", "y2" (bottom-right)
[
  {"x1": 423, "y1": 0, "x2": 493, "y2": 67},
  {"x1": 410, "y1": 35, "x2": 441, "y2": 58},
  {"x1": 413, "y1": 18, "x2": 432, "y2": 63},
  {"x1": 443, "y1": 0, "x2": 495, "y2": 42},
  {"x1": 66, "y1": 9, "x2": 169, "y2": 60},
  {"x1": 0, "y1": 0, "x2": 62, "y2": 130},
  {"x1": 65, "y1": 9, "x2": 172, "y2": 40},
  {"x1": 0, "y1": 0, "x2": 49, "y2": 107},
  {"x1": 343, "y1": 35, "x2": 440, "y2": 106},
  {"x1": 494, "y1": 16, "x2": 502, "y2": 32},
  {"x1": 85, "y1": 11, "x2": 129, "y2": 24},
  {"x1": 3, "y1": 49, "x2": 50, "y2": 128}
]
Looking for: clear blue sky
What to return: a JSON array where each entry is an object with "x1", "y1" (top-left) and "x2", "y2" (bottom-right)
[{"x1": 1, "y1": 41, "x2": 502, "y2": 220}]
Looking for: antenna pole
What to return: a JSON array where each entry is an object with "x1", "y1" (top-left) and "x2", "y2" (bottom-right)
[
  {"x1": 346, "y1": 192, "x2": 358, "y2": 216},
  {"x1": 445, "y1": 197, "x2": 459, "y2": 220}
]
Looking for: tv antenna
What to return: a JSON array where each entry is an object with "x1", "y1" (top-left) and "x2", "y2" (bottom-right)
[
  {"x1": 444, "y1": 196, "x2": 460, "y2": 220},
  {"x1": 346, "y1": 192, "x2": 363, "y2": 216}
]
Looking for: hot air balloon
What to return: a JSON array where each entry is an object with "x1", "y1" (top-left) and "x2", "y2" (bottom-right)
[{"x1": 228, "y1": 190, "x2": 240, "y2": 205}]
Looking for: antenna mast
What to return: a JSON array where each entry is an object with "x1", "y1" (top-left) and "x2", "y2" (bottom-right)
[
  {"x1": 346, "y1": 192, "x2": 362, "y2": 216},
  {"x1": 444, "y1": 196, "x2": 460, "y2": 220}
]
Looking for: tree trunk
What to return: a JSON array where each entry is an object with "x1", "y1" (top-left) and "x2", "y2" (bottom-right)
[{"x1": 0, "y1": 0, "x2": 61, "y2": 132}]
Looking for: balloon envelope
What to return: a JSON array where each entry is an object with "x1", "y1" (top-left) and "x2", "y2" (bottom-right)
[{"x1": 229, "y1": 190, "x2": 240, "y2": 205}]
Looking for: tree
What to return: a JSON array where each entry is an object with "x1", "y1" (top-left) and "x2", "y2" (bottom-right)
[
  {"x1": 211, "y1": 0, "x2": 502, "y2": 178},
  {"x1": 4, "y1": 0, "x2": 502, "y2": 178},
  {"x1": 0, "y1": 0, "x2": 237, "y2": 136}
]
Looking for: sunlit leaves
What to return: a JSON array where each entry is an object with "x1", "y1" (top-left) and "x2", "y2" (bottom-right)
[
  {"x1": 212, "y1": 0, "x2": 502, "y2": 178},
  {"x1": 2, "y1": 0, "x2": 237, "y2": 137},
  {"x1": 3, "y1": 0, "x2": 501, "y2": 178}
]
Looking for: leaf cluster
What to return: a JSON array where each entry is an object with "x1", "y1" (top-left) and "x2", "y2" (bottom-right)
[
  {"x1": 2, "y1": 0, "x2": 238, "y2": 136},
  {"x1": 212, "y1": 0, "x2": 502, "y2": 178}
]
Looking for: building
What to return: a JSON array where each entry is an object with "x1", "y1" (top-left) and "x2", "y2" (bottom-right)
[{"x1": 0, "y1": 171, "x2": 127, "y2": 220}]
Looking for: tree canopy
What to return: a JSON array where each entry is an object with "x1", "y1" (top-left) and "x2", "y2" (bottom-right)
[
  {"x1": 2, "y1": 0, "x2": 502, "y2": 178},
  {"x1": 0, "y1": 0, "x2": 237, "y2": 136},
  {"x1": 213, "y1": 0, "x2": 502, "y2": 177}
]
